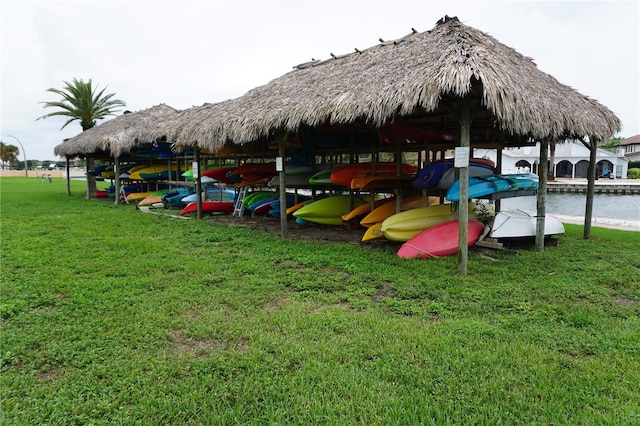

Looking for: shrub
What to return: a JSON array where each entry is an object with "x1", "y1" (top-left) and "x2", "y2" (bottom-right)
[{"x1": 627, "y1": 168, "x2": 640, "y2": 179}]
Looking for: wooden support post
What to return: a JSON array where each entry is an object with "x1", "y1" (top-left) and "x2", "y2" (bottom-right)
[
  {"x1": 535, "y1": 139, "x2": 549, "y2": 251},
  {"x1": 495, "y1": 148, "x2": 503, "y2": 213},
  {"x1": 348, "y1": 129, "x2": 356, "y2": 211},
  {"x1": 114, "y1": 156, "x2": 121, "y2": 205},
  {"x1": 549, "y1": 142, "x2": 556, "y2": 181},
  {"x1": 278, "y1": 134, "x2": 288, "y2": 238},
  {"x1": 457, "y1": 100, "x2": 471, "y2": 276},
  {"x1": 65, "y1": 157, "x2": 71, "y2": 196},
  {"x1": 194, "y1": 147, "x2": 203, "y2": 219},
  {"x1": 85, "y1": 157, "x2": 91, "y2": 200},
  {"x1": 584, "y1": 137, "x2": 599, "y2": 239}
]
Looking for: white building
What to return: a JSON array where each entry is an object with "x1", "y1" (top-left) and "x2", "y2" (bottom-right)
[
  {"x1": 478, "y1": 140, "x2": 629, "y2": 179},
  {"x1": 621, "y1": 135, "x2": 640, "y2": 163}
]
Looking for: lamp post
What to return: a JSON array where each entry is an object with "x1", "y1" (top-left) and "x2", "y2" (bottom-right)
[{"x1": 7, "y1": 135, "x2": 28, "y2": 178}]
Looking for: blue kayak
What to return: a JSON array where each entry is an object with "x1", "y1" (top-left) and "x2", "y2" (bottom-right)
[
  {"x1": 268, "y1": 195, "x2": 311, "y2": 218},
  {"x1": 413, "y1": 159, "x2": 496, "y2": 190},
  {"x1": 162, "y1": 187, "x2": 195, "y2": 207},
  {"x1": 446, "y1": 173, "x2": 539, "y2": 201},
  {"x1": 412, "y1": 160, "x2": 453, "y2": 190},
  {"x1": 181, "y1": 188, "x2": 235, "y2": 203}
]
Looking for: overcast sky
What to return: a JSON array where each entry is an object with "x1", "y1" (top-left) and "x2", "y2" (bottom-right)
[{"x1": 1, "y1": 0, "x2": 638, "y2": 161}]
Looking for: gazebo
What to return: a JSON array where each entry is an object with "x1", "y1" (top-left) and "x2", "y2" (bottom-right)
[
  {"x1": 137, "y1": 16, "x2": 620, "y2": 274},
  {"x1": 55, "y1": 104, "x2": 179, "y2": 200}
]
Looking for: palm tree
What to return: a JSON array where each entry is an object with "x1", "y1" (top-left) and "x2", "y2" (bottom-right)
[
  {"x1": 0, "y1": 142, "x2": 20, "y2": 170},
  {"x1": 38, "y1": 78, "x2": 126, "y2": 130},
  {"x1": 37, "y1": 78, "x2": 126, "y2": 195}
]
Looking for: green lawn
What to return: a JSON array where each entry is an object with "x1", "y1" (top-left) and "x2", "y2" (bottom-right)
[{"x1": 1, "y1": 177, "x2": 639, "y2": 424}]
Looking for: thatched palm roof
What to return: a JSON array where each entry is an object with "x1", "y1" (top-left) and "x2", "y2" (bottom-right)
[
  {"x1": 54, "y1": 104, "x2": 178, "y2": 157},
  {"x1": 145, "y1": 102, "x2": 224, "y2": 150},
  {"x1": 151, "y1": 16, "x2": 619, "y2": 150}
]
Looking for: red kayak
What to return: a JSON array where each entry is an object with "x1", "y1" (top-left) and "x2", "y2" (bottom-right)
[
  {"x1": 398, "y1": 220, "x2": 485, "y2": 259},
  {"x1": 330, "y1": 162, "x2": 418, "y2": 187},
  {"x1": 201, "y1": 167, "x2": 237, "y2": 184},
  {"x1": 229, "y1": 163, "x2": 277, "y2": 186},
  {"x1": 179, "y1": 201, "x2": 234, "y2": 215}
]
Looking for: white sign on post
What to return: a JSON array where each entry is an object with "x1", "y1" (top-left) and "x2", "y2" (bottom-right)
[
  {"x1": 276, "y1": 157, "x2": 284, "y2": 172},
  {"x1": 192, "y1": 161, "x2": 199, "y2": 178},
  {"x1": 454, "y1": 147, "x2": 470, "y2": 168}
]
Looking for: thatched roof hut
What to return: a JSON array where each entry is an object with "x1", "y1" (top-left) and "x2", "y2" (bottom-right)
[
  {"x1": 54, "y1": 104, "x2": 178, "y2": 158},
  {"x1": 144, "y1": 102, "x2": 224, "y2": 150},
  {"x1": 151, "y1": 16, "x2": 619, "y2": 151}
]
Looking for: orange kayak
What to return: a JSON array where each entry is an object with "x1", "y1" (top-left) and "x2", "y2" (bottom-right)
[
  {"x1": 330, "y1": 162, "x2": 418, "y2": 187},
  {"x1": 360, "y1": 195, "x2": 441, "y2": 228}
]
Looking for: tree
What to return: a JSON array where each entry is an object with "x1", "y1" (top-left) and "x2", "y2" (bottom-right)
[
  {"x1": 0, "y1": 142, "x2": 20, "y2": 170},
  {"x1": 602, "y1": 136, "x2": 623, "y2": 149},
  {"x1": 37, "y1": 78, "x2": 126, "y2": 195}
]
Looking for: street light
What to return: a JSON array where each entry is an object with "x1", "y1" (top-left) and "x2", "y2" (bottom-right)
[{"x1": 7, "y1": 135, "x2": 28, "y2": 178}]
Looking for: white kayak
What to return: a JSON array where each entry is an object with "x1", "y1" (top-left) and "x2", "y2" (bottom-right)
[{"x1": 490, "y1": 209, "x2": 565, "y2": 238}]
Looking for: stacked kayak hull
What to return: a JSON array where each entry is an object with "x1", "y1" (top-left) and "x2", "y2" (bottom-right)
[
  {"x1": 446, "y1": 173, "x2": 538, "y2": 202},
  {"x1": 398, "y1": 220, "x2": 486, "y2": 259},
  {"x1": 380, "y1": 202, "x2": 481, "y2": 242},
  {"x1": 360, "y1": 195, "x2": 441, "y2": 228},
  {"x1": 179, "y1": 202, "x2": 234, "y2": 215},
  {"x1": 412, "y1": 159, "x2": 495, "y2": 190},
  {"x1": 293, "y1": 195, "x2": 370, "y2": 226},
  {"x1": 330, "y1": 162, "x2": 418, "y2": 187},
  {"x1": 489, "y1": 209, "x2": 565, "y2": 239}
]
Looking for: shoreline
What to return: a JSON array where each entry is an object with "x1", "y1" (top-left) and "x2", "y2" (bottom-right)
[
  {"x1": 549, "y1": 213, "x2": 640, "y2": 232},
  {"x1": 547, "y1": 178, "x2": 640, "y2": 195}
]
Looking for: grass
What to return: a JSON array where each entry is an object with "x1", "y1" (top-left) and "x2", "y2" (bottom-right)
[{"x1": 1, "y1": 177, "x2": 639, "y2": 424}]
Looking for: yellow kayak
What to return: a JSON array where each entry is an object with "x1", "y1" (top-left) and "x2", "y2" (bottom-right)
[
  {"x1": 286, "y1": 199, "x2": 311, "y2": 216},
  {"x1": 293, "y1": 195, "x2": 370, "y2": 226},
  {"x1": 380, "y1": 202, "x2": 478, "y2": 242},
  {"x1": 126, "y1": 191, "x2": 157, "y2": 202},
  {"x1": 362, "y1": 223, "x2": 384, "y2": 242},
  {"x1": 128, "y1": 164, "x2": 183, "y2": 181},
  {"x1": 360, "y1": 195, "x2": 441, "y2": 228},
  {"x1": 341, "y1": 197, "x2": 393, "y2": 222},
  {"x1": 137, "y1": 195, "x2": 164, "y2": 206}
]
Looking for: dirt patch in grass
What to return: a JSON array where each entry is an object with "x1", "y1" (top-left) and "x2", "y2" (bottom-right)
[
  {"x1": 267, "y1": 296, "x2": 291, "y2": 309},
  {"x1": 37, "y1": 367, "x2": 64, "y2": 382},
  {"x1": 274, "y1": 259, "x2": 305, "y2": 269},
  {"x1": 612, "y1": 296, "x2": 637, "y2": 306},
  {"x1": 171, "y1": 330, "x2": 248, "y2": 358},
  {"x1": 372, "y1": 282, "x2": 396, "y2": 301},
  {"x1": 215, "y1": 214, "x2": 368, "y2": 245}
]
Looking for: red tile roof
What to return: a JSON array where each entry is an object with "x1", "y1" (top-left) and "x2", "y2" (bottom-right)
[{"x1": 621, "y1": 134, "x2": 640, "y2": 145}]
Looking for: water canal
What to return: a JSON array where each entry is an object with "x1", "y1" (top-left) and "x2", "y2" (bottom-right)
[{"x1": 501, "y1": 193, "x2": 640, "y2": 220}]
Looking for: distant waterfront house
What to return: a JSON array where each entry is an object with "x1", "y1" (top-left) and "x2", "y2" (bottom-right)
[
  {"x1": 480, "y1": 140, "x2": 629, "y2": 179},
  {"x1": 621, "y1": 135, "x2": 640, "y2": 163}
]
